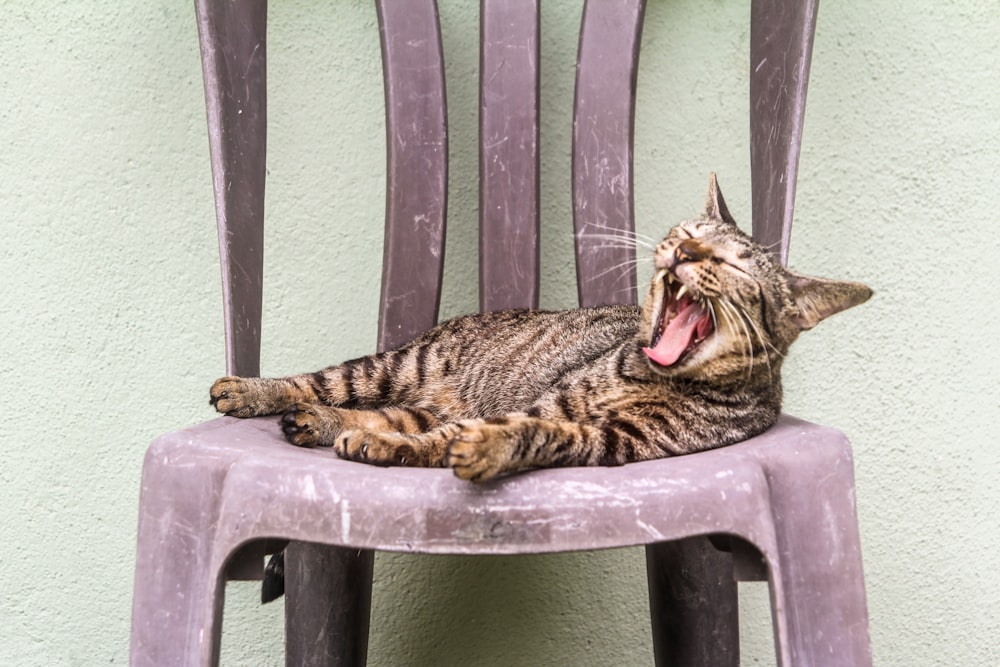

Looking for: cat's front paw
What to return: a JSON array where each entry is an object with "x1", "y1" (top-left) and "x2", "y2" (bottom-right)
[
  {"x1": 280, "y1": 403, "x2": 341, "y2": 448},
  {"x1": 334, "y1": 430, "x2": 416, "y2": 466},
  {"x1": 447, "y1": 420, "x2": 512, "y2": 483},
  {"x1": 210, "y1": 376, "x2": 261, "y2": 418}
]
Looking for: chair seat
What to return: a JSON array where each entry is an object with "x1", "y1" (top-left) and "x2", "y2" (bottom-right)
[
  {"x1": 142, "y1": 413, "x2": 847, "y2": 558},
  {"x1": 133, "y1": 412, "x2": 870, "y2": 665}
]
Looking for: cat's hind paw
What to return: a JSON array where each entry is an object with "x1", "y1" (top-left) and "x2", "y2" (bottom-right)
[
  {"x1": 334, "y1": 430, "x2": 417, "y2": 466},
  {"x1": 281, "y1": 403, "x2": 341, "y2": 448}
]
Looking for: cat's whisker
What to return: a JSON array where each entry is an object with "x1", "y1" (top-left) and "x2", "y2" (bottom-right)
[
  {"x1": 717, "y1": 303, "x2": 751, "y2": 386},
  {"x1": 581, "y1": 237, "x2": 650, "y2": 254},
  {"x1": 589, "y1": 241, "x2": 642, "y2": 251},
  {"x1": 750, "y1": 238, "x2": 783, "y2": 253},
  {"x1": 719, "y1": 298, "x2": 755, "y2": 383},
  {"x1": 707, "y1": 297, "x2": 757, "y2": 384},
  {"x1": 582, "y1": 233, "x2": 639, "y2": 242},
  {"x1": 583, "y1": 221, "x2": 660, "y2": 243},
  {"x1": 580, "y1": 240, "x2": 653, "y2": 264},
  {"x1": 591, "y1": 256, "x2": 651, "y2": 283},
  {"x1": 706, "y1": 298, "x2": 719, "y2": 331},
  {"x1": 733, "y1": 304, "x2": 775, "y2": 382},
  {"x1": 580, "y1": 225, "x2": 658, "y2": 251},
  {"x1": 624, "y1": 227, "x2": 660, "y2": 245},
  {"x1": 743, "y1": 307, "x2": 782, "y2": 360},
  {"x1": 713, "y1": 300, "x2": 739, "y2": 352},
  {"x1": 733, "y1": 299, "x2": 783, "y2": 383}
]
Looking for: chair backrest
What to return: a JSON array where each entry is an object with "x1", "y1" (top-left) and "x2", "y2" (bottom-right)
[{"x1": 195, "y1": 0, "x2": 818, "y2": 376}]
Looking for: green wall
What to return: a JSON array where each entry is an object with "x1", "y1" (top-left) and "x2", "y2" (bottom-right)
[{"x1": 2, "y1": 1, "x2": 997, "y2": 664}]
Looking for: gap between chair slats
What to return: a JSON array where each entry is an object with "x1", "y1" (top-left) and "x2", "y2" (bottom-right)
[
  {"x1": 376, "y1": 0, "x2": 449, "y2": 352},
  {"x1": 572, "y1": 0, "x2": 647, "y2": 308}
]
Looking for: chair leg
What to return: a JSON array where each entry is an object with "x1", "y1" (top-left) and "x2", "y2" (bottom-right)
[
  {"x1": 284, "y1": 542, "x2": 375, "y2": 667},
  {"x1": 764, "y1": 445, "x2": 872, "y2": 666},
  {"x1": 130, "y1": 441, "x2": 229, "y2": 667},
  {"x1": 646, "y1": 536, "x2": 739, "y2": 667}
]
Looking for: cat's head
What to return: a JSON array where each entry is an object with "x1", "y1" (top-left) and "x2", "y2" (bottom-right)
[{"x1": 639, "y1": 174, "x2": 872, "y2": 383}]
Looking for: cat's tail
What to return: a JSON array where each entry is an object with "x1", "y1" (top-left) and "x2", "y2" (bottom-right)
[{"x1": 261, "y1": 550, "x2": 285, "y2": 603}]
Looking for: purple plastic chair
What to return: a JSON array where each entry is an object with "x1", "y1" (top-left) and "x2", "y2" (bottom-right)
[{"x1": 130, "y1": 1, "x2": 872, "y2": 665}]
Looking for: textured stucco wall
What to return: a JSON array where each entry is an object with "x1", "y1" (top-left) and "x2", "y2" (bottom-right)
[{"x1": 2, "y1": 0, "x2": 998, "y2": 665}]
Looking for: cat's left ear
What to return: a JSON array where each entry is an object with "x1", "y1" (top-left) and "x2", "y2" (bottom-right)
[
  {"x1": 786, "y1": 271, "x2": 873, "y2": 330},
  {"x1": 703, "y1": 172, "x2": 738, "y2": 226}
]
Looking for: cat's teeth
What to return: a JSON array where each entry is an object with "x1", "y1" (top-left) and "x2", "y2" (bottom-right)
[{"x1": 675, "y1": 284, "x2": 688, "y2": 299}]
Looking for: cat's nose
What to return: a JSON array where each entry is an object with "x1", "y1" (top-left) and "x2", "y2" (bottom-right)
[{"x1": 674, "y1": 238, "x2": 710, "y2": 264}]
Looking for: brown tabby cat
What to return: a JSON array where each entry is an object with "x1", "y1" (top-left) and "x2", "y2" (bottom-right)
[{"x1": 210, "y1": 175, "x2": 871, "y2": 483}]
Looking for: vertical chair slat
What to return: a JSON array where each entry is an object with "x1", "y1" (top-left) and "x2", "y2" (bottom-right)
[
  {"x1": 572, "y1": 0, "x2": 647, "y2": 308},
  {"x1": 195, "y1": 0, "x2": 268, "y2": 377},
  {"x1": 479, "y1": 0, "x2": 540, "y2": 312},
  {"x1": 749, "y1": 0, "x2": 820, "y2": 265},
  {"x1": 376, "y1": 0, "x2": 449, "y2": 351}
]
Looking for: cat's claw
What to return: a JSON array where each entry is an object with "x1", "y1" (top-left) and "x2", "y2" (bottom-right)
[{"x1": 333, "y1": 430, "x2": 366, "y2": 460}]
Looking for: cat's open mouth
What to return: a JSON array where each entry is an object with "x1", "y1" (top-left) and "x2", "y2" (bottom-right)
[{"x1": 643, "y1": 270, "x2": 715, "y2": 368}]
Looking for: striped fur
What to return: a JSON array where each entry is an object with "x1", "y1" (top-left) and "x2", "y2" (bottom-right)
[{"x1": 210, "y1": 175, "x2": 871, "y2": 482}]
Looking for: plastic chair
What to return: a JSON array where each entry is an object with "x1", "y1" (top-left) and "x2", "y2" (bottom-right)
[{"x1": 130, "y1": 1, "x2": 872, "y2": 665}]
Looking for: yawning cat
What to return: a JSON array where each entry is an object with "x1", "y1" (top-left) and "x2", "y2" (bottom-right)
[{"x1": 210, "y1": 174, "x2": 871, "y2": 483}]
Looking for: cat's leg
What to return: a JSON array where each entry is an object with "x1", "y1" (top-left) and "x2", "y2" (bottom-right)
[
  {"x1": 280, "y1": 404, "x2": 440, "y2": 448},
  {"x1": 210, "y1": 347, "x2": 430, "y2": 418},
  {"x1": 334, "y1": 422, "x2": 462, "y2": 468},
  {"x1": 447, "y1": 415, "x2": 654, "y2": 482},
  {"x1": 210, "y1": 375, "x2": 322, "y2": 417}
]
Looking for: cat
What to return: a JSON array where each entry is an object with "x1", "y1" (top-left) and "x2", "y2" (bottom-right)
[{"x1": 210, "y1": 174, "x2": 871, "y2": 484}]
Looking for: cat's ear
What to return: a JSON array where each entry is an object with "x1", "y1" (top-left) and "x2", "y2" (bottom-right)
[
  {"x1": 703, "y1": 173, "x2": 738, "y2": 226},
  {"x1": 786, "y1": 271, "x2": 873, "y2": 330}
]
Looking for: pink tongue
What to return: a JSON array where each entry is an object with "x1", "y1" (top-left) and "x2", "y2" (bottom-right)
[{"x1": 643, "y1": 300, "x2": 709, "y2": 367}]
